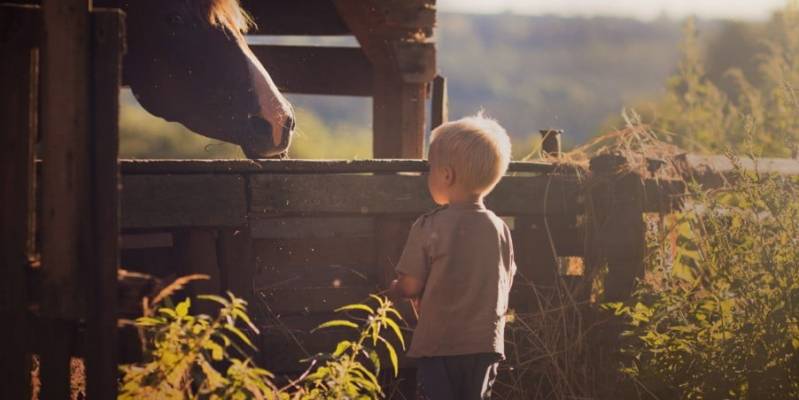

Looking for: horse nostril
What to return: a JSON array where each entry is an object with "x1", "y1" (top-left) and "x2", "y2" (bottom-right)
[{"x1": 248, "y1": 115, "x2": 273, "y2": 138}]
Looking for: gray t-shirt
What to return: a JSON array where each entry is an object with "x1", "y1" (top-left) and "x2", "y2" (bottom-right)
[{"x1": 395, "y1": 202, "x2": 516, "y2": 358}]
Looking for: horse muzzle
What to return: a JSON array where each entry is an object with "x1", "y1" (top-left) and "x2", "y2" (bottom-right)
[{"x1": 242, "y1": 114, "x2": 294, "y2": 159}]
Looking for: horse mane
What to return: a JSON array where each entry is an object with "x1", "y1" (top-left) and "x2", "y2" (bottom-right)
[{"x1": 201, "y1": 0, "x2": 255, "y2": 40}]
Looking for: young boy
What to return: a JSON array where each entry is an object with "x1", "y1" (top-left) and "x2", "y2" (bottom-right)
[{"x1": 390, "y1": 114, "x2": 516, "y2": 400}]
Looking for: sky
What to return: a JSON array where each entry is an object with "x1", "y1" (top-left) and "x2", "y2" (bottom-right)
[{"x1": 437, "y1": 0, "x2": 789, "y2": 21}]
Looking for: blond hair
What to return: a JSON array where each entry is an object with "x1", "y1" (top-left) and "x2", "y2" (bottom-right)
[{"x1": 428, "y1": 114, "x2": 512, "y2": 195}]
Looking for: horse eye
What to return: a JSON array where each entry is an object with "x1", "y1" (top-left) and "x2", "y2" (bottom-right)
[{"x1": 166, "y1": 13, "x2": 184, "y2": 26}]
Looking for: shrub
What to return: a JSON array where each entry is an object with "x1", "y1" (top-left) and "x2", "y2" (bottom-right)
[
  {"x1": 119, "y1": 279, "x2": 404, "y2": 400},
  {"x1": 611, "y1": 164, "x2": 799, "y2": 399}
]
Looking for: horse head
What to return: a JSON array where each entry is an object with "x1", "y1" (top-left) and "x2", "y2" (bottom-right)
[{"x1": 117, "y1": 0, "x2": 294, "y2": 158}]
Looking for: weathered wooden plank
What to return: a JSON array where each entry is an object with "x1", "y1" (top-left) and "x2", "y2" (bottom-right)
[
  {"x1": 587, "y1": 154, "x2": 645, "y2": 302},
  {"x1": 373, "y1": 72, "x2": 427, "y2": 158},
  {"x1": 218, "y1": 227, "x2": 258, "y2": 303},
  {"x1": 85, "y1": 9, "x2": 123, "y2": 399},
  {"x1": 250, "y1": 217, "x2": 373, "y2": 239},
  {"x1": 257, "y1": 286, "x2": 376, "y2": 315},
  {"x1": 174, "y1": 230, "x2": 222, "y2": 315},
  {"x1": 121, "y1": 232, "x2": 173, "y2": 249},
  {"x1": 678, "y1": 153, "x2": 799, "y2": 177},
  {"x1": 119, "y1": 159, "x2": 556, "y2": 174},
  {"x1": 249, "y1": 174, "x2": 581, "y2": 216},
  {"x1": 257, "y1": 312, "x2": 414, "y2": 373},
  {"x1": 39, "y1": 320, "x2": 75, "y2": 400},
  {"x1": 120, "y1": 246, "x2": 175, "y2": 278},
  {"x1": 121, "y1": 175, "x2": 247, "y2": 228},
  {"x1": 253, "y1": 237, "x2": 376, "y2": 269},
  {"x1": 40, "y1": 0, "x2": 91, "y2": 321},
  {"x1": 0, "y1": 5, "x2": 39, "y2": 399},
  {"x1": 251, "y1": 45, "x2": 373, "y2": 96},
  {"x1": 431, "y1": 75, "x2": 448, "y2": 130},
  {"x1": 254, "y1": 264, "x2": 374, "y2": 291},
  {"x1": 257, "y1": 313, "x2": 355, "y2": 372},
  {"x1": 241, "y1": 0, "x2": 350, "y2": 36}
]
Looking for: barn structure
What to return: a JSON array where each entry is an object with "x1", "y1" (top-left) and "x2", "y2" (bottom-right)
[{"x1": 4, "y1": 1, "x2": 799, "y2": 399}]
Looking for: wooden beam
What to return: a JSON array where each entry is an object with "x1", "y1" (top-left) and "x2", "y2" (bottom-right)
[
  {"x1": 119, "y1": 159, "x2": 557, "y2": 175},
  {"x1": 0, "y1": 5, "x2": 39, "y2": 399},
  {"x1": 85, "y1": 9, "x2": 123, "y2": 399},
  {"x1": 121, "y1": 175, "x2": 247, "y2": 228},
  {"x1": 251, "y1": 45, "x2": 372, "y2": 96},
  {"x1": 241, "y1": 0, "x2": 350, "y2": 36},
  {"x1": 675, "y1": 153, "x2": 799, "y2": 185},
  {"x1": 249, "y1": 174, "x2": 581, "y2": 216}
]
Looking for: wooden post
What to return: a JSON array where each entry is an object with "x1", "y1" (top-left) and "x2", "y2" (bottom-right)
[
  {"x1": 586, "y1": 154, "x2": 645, "y2": 302},
  {"x1": 85, "y1": 9, "x2": 124, "y2": 399},
  {"x1": 373, "y1": 70, "x2": 427, "y2": 158},
  {"x1": 431, "y1": 75, "x2": 448, "y2": 130},
  {"x1": 539, "y1": 129, "x2": 563, "y2": 158},
  {"x1": 0, "y1": 6, "x2": 40, "y2": 399},
  {"x1": 40, "y1": 0, "x2": 91, "y2": 319}
]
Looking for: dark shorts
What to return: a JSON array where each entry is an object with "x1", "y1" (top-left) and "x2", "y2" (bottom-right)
[{"x1": 416, "y1": 353, "x2": 500, "y2": 400}]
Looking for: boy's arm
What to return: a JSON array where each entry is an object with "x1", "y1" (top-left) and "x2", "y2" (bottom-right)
[{"x1": 390, "y1": 218, "x2": 430, "y2": 300}]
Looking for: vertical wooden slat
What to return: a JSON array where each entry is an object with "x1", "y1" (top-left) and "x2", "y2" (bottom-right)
[
  {"x1": 174, "y1": 229, "x2": 223, "y2": 315},
  {"x1": 40, "y1": 0, "x2": 91, "y2": 320},
  {"x1": 218, "y1": 227, "x2": 257, "y2": 305},
  {"x1": 539, "y1": 129, "x2": 563, "y2": 158},
  {"x1": 0, "y1": 5, "x2": 40, "y2": 399},
  {"x1": 85, "y1": 9, "x2": 123, "y2": 399},
  {"x1": 431, "y1": 75, "x2": 448, "y2": 130},
  {"x1": 40, "y1": 0, "x2": 91, "y2": 396},
  {"x1": 372, "y1": 70, "x2": 427, "y2": 158}
]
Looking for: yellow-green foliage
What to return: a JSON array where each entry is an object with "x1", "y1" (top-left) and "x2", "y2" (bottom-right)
[
  {"x1": 119, "y1": 290, "x2": 404, "y2": 400},
  {"x1": 611, "y1": 167, "x2": 799, "y2": 399},
  {"x1": 612, "y1": 2, "x2": 799, "y2": 156}
]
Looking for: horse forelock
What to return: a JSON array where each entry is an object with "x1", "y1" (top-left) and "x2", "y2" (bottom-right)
[{"x1": 201, "y1": 0, "x2": 255, "y2": 39}]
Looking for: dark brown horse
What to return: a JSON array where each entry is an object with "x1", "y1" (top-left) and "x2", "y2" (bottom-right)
[
  {"x1": 5, "y1": 0, "x2": 293, "y2": 157},
  {"x1": 117, "y1": 0, "x2": 294, "y2": 158}
]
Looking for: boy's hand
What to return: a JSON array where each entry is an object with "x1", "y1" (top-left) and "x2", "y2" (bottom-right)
[{"x1": 390, "y1": 274, "x2": 424, "y2": 299}]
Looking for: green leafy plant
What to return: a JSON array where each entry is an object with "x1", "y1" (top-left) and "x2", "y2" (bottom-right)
[
  {"x1": 611, "y1": 165, "x2": 799, "y2": 399},
  {"x1": 287, "y1": 295, "x2": 406, "y2": 399},
  {"x1": 119, "y1": 292, "x2": 280, "y2": 399},
  {"x1": 119, "y1": 279, "x2": 405, "y2": 400}
]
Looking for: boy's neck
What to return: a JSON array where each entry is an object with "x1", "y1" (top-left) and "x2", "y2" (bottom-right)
[{"x1": 447, "y1": 192, "x2": 484, "y2": 208}]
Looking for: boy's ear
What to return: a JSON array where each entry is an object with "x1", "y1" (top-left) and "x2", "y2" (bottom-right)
[{"x1": 443, "y1": 166, "x2": 455, "y2": 186}]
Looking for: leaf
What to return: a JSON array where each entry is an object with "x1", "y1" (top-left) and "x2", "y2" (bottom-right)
[
  {"x1": 175, "y1": 298, "x2": 191, "y2": 318},
  {"x1": 204, "y1": 340, "x2": 225, "y2": 361},
  {"x1": 225, "y1": 323, "x2": 256, "y2": 349},
  {"x1": 333, "y1": 340, "x2": 352, "y2": 357},
  {"x1": 158, "y1": 307, "x2": 178, "y2": 318},
  {"x1": 368, "y1": 294, "x2": 385, "y2": 307},
  {"x1": 232, "y1": 308, "x2": 259, "y2": 334},
  {"x1": 198, "y1": 294, "x2": 229, "y2": 307},
  {"x1": 368, "y1": 350, "x2": 381, "y2": 371},
  {"x1": 335, "y1": 303, "x2": 375, "y2": 314},
  {"x1": 151, "y1": 274, "x2": 209, "y2": 305},
  {"x1": 383, "y1": 317, "x2": 406, "y2": 350},
  {"x1": 312, "y1": 319, "x2": 359, "y2": 332},
  {"x1": 672, "y1": 260, "x2": 697, "y2": 284},
  {"x1": 377, "y1": 336, "x2": 399, "y2": 376}
]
